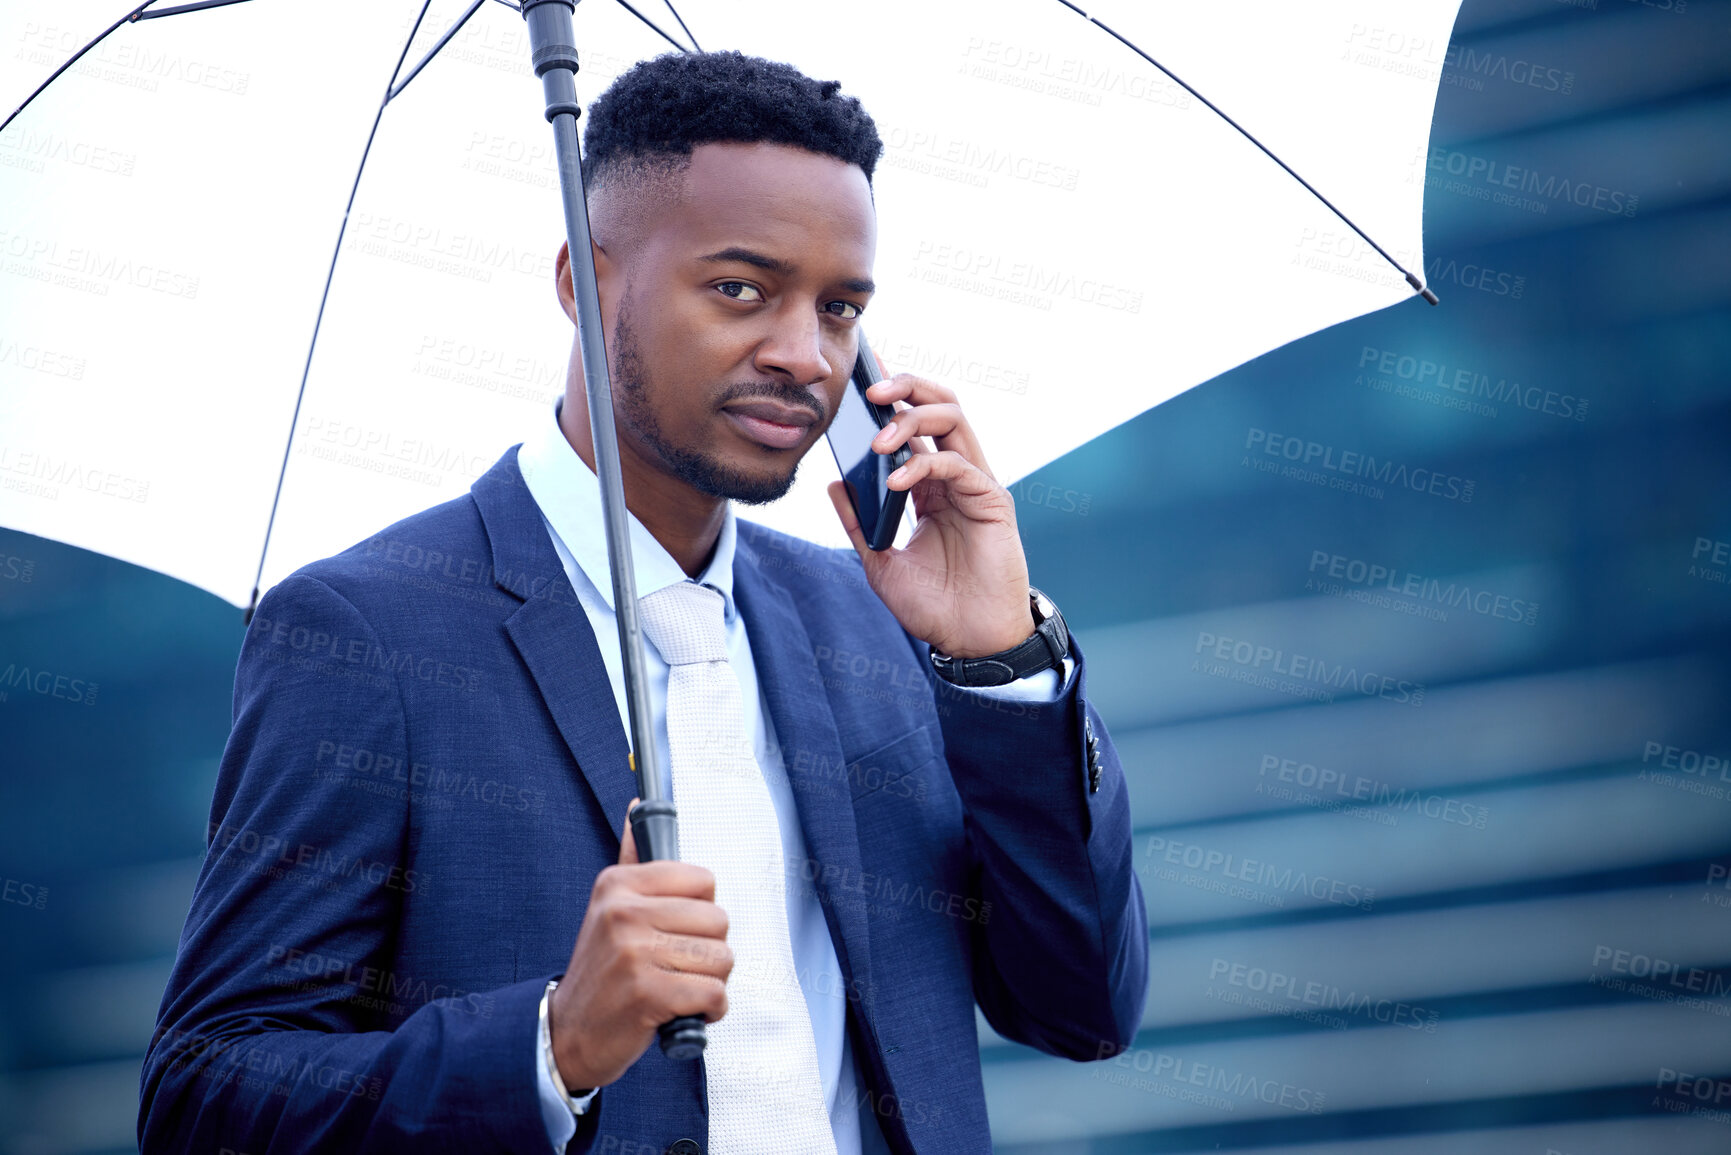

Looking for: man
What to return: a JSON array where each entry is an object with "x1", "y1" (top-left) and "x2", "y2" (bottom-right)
[{"x1": 140, "y1": 51, "x2": 1146, "y2": 1154}]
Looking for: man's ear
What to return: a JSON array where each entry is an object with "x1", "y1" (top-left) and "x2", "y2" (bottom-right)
[{"x1": 554, "y1": 239, "x2": 613, "y2": 325}]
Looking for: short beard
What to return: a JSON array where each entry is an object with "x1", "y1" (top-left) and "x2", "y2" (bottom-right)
[{"x1": 611, "y1": 296, "x2": 806, "y2": 506}]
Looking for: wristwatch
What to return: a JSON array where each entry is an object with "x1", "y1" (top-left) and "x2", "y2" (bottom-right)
[
  {"x1": 928, "y1": 587, "x2": 1069, "y2": 687},
  {"x1": 540, "y1": 980, "x2": 599, "y2": 1117}
]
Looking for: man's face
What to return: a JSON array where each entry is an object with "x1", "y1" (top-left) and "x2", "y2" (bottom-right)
[{"x1": 599, "y1": 142, "x2": 877, "y2": 505}]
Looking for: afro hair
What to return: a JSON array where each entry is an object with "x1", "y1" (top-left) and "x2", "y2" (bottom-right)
[{"x1": 581, "y1": 50, "x2": 883, "y2": 188}]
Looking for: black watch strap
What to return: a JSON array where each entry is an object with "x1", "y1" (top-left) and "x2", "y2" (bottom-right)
[{"x1": 928, "y1": 588, "x2": 1069, "y2": 688}]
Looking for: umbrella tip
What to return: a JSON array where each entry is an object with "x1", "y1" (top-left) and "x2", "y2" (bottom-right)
[{"x1": 1404, "y1": 271, "x2": 1440, "y2": 306}]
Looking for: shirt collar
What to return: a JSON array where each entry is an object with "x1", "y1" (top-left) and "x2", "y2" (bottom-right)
[{"x1": 516, "y1": 396, "x2": 738, "y2": 622}]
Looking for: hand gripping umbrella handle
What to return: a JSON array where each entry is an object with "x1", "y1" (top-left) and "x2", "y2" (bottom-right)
[
  {"x1": 629, "y1": 799, "x2": 708, "y2": 1060},
  {"x1": 520, "y1": 0, "x2": 704, "y2": 1061}
]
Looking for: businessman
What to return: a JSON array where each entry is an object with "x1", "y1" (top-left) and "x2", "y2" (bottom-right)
[{"x1": 141, "y1": 51, "x2": 1147, "y2": 1154}]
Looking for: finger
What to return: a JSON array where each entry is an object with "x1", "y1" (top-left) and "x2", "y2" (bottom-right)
[
  {"x1": 888, "y1": 449, "x2": 1005, "y2": 505},
  {"x1": 641, "y1": 895, "x2": 730, "y2": 941},
  {"x1": 662, "y1": 971, "x2": 728, "y2": 1025},
  {"x1": 866, "y1": 372, "x2": 956, "y2": 409},
  {"x1": 867, "y1": 376, "x2": 989, "y2": 476},
  {"x1": 618, "y1": 797, "x2": 640, "y2": 865},
  {"x1": 872, "y1": 402, "x2": 987, "y2": 471},
  {"x1": 650, "y1": 931, "x2": 734, "y2": 977},
  {"x1": 614, "y1": 860, "x2": 718, "y2": 901}
]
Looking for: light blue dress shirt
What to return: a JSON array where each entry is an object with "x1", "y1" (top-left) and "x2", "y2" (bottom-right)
[{"x1": 518, "y1": 397, "x2": 1065, "y2": 1152}]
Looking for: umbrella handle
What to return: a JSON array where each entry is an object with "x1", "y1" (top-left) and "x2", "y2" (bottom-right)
[{"x1": 629, "y1": 800, "x2": 709, "y2": 1060}]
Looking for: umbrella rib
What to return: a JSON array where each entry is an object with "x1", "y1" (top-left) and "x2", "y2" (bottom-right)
[
  {"x1": 388, "y1": 0, "x2": 489, "y2": 104},
  {"x1": 661, "y1": 0, "x2": 703, "y2": 52},
  {"x1": 1053, "y1": 1, "x2": 1439, "y2": 306},
  {"x1": 135, "y1": 0, "x2": 255, "y2": 19},
  {"x1": 614, "y1": 0, "x2": 694, "y2": 53},
  {"x1": 1, "y1": 2, "x2": 161, "y2": 135},
  {"x1": 244, "y1": 1, "x2": 438, "y2": 621}
]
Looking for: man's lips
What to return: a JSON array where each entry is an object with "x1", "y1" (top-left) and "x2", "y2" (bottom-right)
[{"x1": 722, "y1": 400, "x2": 819, "y2": 450}]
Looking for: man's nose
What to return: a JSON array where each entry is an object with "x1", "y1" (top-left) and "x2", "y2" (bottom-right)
[{"x1": 754, "y1": 305, "x2": 833, "y2": 386}]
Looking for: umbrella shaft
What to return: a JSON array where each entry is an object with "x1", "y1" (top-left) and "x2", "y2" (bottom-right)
[{"x1": 525, "y1": 0, "x2": 670, "y2": 828}]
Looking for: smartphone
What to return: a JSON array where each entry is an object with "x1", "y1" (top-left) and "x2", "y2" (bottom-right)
[{"x1": 825, "y1": 331, "x2": 910, "y2": 551}]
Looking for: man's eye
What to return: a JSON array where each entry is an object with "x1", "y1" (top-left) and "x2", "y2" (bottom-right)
[
  {"x1": 823, "y1": 301, "x2": 864, "y2": 320},
  {"x1": 717, "y1": 281, "x2": 764, "y2": 302}
]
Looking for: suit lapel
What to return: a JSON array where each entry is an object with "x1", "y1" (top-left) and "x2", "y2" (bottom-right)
[
  {"x1": 470, "y1": 450, "x2": 638, "y2": 832},
  {"x1": 733, "y1": 533, "x2": 879, "y2": 1026}
]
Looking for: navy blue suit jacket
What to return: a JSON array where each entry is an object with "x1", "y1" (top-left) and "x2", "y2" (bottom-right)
[{"x1": 140, "y1": 447, "x2": 1147, "y2": 1153}]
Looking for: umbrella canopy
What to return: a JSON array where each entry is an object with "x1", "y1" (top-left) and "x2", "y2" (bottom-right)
[{"x1": 0, "y1": 0, "x2": 1460, "y2": 608}]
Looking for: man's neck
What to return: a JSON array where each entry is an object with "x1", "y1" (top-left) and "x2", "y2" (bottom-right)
[{"x1": 557, "y1": 403, "x2": 725, "y2": 579}]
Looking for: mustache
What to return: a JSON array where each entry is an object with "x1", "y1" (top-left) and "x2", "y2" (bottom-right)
[{"x1": 714, "y1": 382, "x2": 826, "y2": 424}]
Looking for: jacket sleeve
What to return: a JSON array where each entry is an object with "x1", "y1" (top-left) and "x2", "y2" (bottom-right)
[
  {"x1": 915, "y1": 631, "x2": 1149, "y2": 1060},
  {"x1": 137, "y1": 573, "x2": 557, "y2": 1154}
]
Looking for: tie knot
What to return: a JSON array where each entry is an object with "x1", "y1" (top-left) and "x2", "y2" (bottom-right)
[{"x1": 637, "y1": 580, "x2": 728, "y2": 666}]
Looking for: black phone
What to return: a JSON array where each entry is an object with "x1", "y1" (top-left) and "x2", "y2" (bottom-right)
[{"x1": 825, "y1": 331, "x2": 910, "y2": 551}]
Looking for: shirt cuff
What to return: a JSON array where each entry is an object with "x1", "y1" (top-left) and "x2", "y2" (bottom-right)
[
  {"x1": 950, "y1": 655, "x2": 1072, "y2": 701},
  {"x1": 537, "y1": 983, "x2": 596, "y2": 1151}
]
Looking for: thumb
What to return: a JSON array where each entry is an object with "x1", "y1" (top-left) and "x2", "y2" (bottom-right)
[
  {"x1": 827, "y1": 480, "x2": 873, "y2": 564},
  {"x1": 618, "y1": 797, "x2": 641, "y2": 865}
]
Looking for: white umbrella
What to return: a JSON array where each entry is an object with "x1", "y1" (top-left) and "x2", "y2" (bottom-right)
[{"x1": 0, "y1": 0, "x2": 1458, "y2": 611}]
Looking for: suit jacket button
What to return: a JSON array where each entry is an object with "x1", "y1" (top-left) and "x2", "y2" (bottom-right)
[{"x1": 665, "y1": 1141, "x2": 701, "y2": 1155}]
